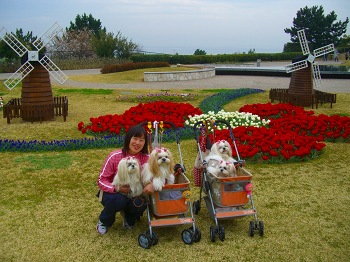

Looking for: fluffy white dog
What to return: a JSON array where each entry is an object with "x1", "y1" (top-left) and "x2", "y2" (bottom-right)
[
  {"x1": 112, "y1": 157, "x2": 143, "y2": 197},
  {"x1": 142, "y1": 147, "x2": 175, "y2": 191},
  {"x1": 210, "y1": 140, "x2": 236, "y2": 163},
  {"x1": 207, "y1": 159, "x2": 236, "y2": 178}
]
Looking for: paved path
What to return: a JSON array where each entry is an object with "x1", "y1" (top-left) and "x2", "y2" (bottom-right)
[{"x1": 1, "y1": 61, "x2": 349, "y2": 93}]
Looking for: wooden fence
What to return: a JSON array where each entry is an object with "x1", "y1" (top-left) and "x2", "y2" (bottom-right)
[
  {"x1": 3, "y1": 96, "x2": 68, "y2": 124},
  {"x1": 269, "y1": 89, "x2": 336, "y2": 109}
]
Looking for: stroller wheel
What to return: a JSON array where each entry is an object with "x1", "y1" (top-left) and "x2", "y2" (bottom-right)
[
  {"x1": 258, "y1": 221, "x2": 264, "y2": 237},
  {"x1": 138, "y1": 232, "x2": 152, "y2": 249},
  {"x1": 249, "y1": 221, "x2": 255, "y2": 237},
  {"x1": 210, "y1": 225, "x2": 216, "y2": 242},
  {"x1": 181, "y1": 228, "x2": 194, "y2": 245},
  {"x1": 193, "y1": 200, "x2": 201, "y2": 215},
  {"x1": 146, "y1": 230, "x2": 159, "y2": 246},
  {"x1": 190, "y1": 226, "x2": 201, "y2": 242},
  {"x1": 218, "y1": 225, "x2": 225, "y2": 241}
]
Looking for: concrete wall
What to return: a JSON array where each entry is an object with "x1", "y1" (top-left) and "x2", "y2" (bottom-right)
[{"x1": 144, "y1": 68, "x2": 215, "y2": 82}]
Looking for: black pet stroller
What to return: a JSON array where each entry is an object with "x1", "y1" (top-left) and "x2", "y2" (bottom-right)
[
  {"x1": 137, "y1": 121, "x2": 201, "y2": 249},
  {"x1": 192, "y1": 119, "x2": 264, "y2": 242}
]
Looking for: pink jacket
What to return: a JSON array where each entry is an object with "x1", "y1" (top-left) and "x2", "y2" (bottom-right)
[{"x1": 97, "y1": 149, "x2": 149, "y2": 193}]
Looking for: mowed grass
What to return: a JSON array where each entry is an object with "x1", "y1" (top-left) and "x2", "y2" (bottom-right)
[{"x1": 0, "y1": 78, "x2": 349, "y2": 261}]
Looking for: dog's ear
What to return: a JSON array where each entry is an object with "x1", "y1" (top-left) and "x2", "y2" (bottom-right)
[
  {"x1": 116, "y1": 158, "x2": 129, "y2": 183},
  {"x1": 167, "y1": 150, "x2": 175, "y2": 173},
  {"x1": 210, "y1": 142, "x2": 219, "y2": 155},
  {"x1": 226, "y1": 141, "x2": 233, "y2": 156},
  {"x1": 149, "y1": 151, "x2": 160, "y2": 177}
]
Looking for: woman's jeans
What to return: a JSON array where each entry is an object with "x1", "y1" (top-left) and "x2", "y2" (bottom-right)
[{"x1": 98, "y1": 191, "x2": 147, "y2": 227}]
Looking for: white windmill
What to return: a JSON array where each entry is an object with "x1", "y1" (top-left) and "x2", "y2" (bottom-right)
[
  {"x1": 285, "y1": 29, "x2": 334, "y2": 89},
  {"x1": 0, "y1": 22, "x2": 68, "y2": 122},
  {"x1": 0, "y1": 22, "x2": 68, "y2": 90}
]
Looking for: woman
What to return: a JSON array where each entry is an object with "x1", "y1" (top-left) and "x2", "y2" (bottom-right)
[{"x1": 96, "y1": 124, "x2": 154, "y2": 234}]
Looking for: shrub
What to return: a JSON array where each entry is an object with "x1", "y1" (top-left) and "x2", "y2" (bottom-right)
[
  {"x1": 130, "y1": 53, "x2": 303, "y2": 65},
  {"x1": 100, "y1": 61, "x2": 170, "y2": 74}
]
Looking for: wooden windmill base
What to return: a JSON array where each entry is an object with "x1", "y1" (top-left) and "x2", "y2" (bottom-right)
[
  {"x1": 287, "y1": 66, "x2": 314, "y2": 107},
  {"x1": 21, "y1": 62, "x2": 55, "y2": 122}
]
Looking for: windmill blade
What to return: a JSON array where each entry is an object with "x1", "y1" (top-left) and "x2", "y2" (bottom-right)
[
  {"x1": 0, "y1": 27, "x2": 28, "y2": 57},
  {"x1": 312, "y1": 63, "x2": 322, "y2": 88},
  {"x1": 33, "y1": 22, "x2": 63, "y2": 51},
  {"x1": 313, "y1": 44, "x2": 335, "y2": 58},
  {"x1": 3, "y1": 61, "x2": 34, "y2": 90},
  {"x1": 39, "y1": 55, "x2": 68, "y2": 84},
  {"x1": 297, "y1": 29, "x2": 310, "y2": 55},
  {"x1": 285, "y1": 59, "x2": 308, "y2": 73}
]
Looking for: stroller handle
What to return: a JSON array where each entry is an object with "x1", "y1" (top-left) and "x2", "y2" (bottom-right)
[
  {"x1": 138, "y1": 120, "x2": 180, "y2": 144},
  {"x1": 192, "y1": 119, "x2": 243, "y2": 163},
  {"x1": 140, "y1": 120, "x2": 185, "y2": 170},
  {"x1": 193, "y1": 119, "x2": 234, "y2": 142},
  {"x1": 212, "y1": 119, "x2": 235, "y2": 141},
  {"x1": 193, "y1": 121, "x2": 204, "y2": 143}
]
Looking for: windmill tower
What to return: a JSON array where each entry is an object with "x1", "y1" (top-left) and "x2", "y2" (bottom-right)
[
  {"x1": 0, "y1": 22, "x2": 68, "y2": 122},
  {"x1": 285, "y1": 29, "x2": 334, "y2": 106}
]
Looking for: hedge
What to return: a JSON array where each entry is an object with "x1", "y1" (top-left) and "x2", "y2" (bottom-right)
[
  {"x1": 100, "y1": 61, "x2": 170, "y2": 74},
  {"x1": 130, "y1": 52, "x2": 303, "y2": 65}
]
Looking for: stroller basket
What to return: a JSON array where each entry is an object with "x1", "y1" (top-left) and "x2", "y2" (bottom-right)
[
  {"x1": 150, "y1": 173, "x2": 190, "y2": 217},
  {"x1": 206, "y1": 166, "x2": 252, "y2": 207}
]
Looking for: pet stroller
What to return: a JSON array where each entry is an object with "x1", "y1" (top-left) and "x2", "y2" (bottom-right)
[
  {"x1": 192, "y1": 119, "x2": 264, "y2": 242},
  {"x1": 138, "y1": 120, "x2": 201, "y2": 249}
]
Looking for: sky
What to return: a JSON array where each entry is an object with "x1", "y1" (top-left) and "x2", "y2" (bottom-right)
[{"x1": 0, "y1": 0, "x2": 349, "y2": 55}]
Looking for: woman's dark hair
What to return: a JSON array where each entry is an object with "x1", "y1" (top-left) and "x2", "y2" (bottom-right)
[{"x1": 122, "y1": 124, "x2": 148, "y2": 156}]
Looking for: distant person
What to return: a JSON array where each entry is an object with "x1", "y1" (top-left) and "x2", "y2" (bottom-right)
[
  {"x1": 323, "y1": 54, "x2": 328, "y2": 61},
  {"x1": 334, "y1": 49, "x2": 339, "y2": 62},
  {"x1": 346, "y1": 51, "x2": 349, "y2": 61}
]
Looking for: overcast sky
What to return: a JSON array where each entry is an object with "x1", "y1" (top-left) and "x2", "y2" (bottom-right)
[{"x1": 0, "y1": 0, "x2": 349, "y2": 55}]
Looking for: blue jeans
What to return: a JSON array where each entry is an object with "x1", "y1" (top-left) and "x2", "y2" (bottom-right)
[{"x1": 98, "y1": 191, "x2": 147, "y2": 227}]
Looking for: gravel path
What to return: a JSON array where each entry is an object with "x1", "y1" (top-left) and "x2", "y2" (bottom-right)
[{"x1": 1, "y1": 61, "x2": 349, "y2": 93}]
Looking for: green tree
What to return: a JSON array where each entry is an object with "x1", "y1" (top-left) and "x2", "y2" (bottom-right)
[
  {"x1": 114, "y1": 31, "x2": 140, "y2": 59},
  {"x1": 65, "y1": 13, "x2": 139, "y2": 59},
  {"x1": 194, "y1": 49, "x2": 206, "y2": 55},
  {"x1": 92, "y1": 30, "x2": 116, "y2": 57},
  {"x1": 0, "y1": 29, "x2": 39, "y2": 60},
  {"x1": 67, "y1": 13, "x2": 105, "y2": 38},
  {"x1": 284, "y1": 5, "x2": 349, "y2": 51},
  {"x1": 339, "y1": 34, "x2": 350, "y2": 47}
]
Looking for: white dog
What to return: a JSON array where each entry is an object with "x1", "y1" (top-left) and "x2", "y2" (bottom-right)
[
  {"x1": 142, "y1": 147, "x2": 175, "y2": 191},
  {"x1": 112, "y1": 157, "x2": 143, "y2": 197},
  {"x1": 210, "y1": 140, "x2": 236, "y2": 163},
  {"x1": 207, "y1": 159, "x2": 236, "y2": 178}
]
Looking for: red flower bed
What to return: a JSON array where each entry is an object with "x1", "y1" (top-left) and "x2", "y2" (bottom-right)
[
  {"x1": 78, "y1": 101, "x2": 202, "y2": 135},
  {"x1": 78, "y1": 101, "x2": 350, "y2": 163},
  {"x1": 239, "y1": 102, "x2": 350, "y2": 142},
  {"x1": 211, "y1": 127, "x2": 326, "y2": 162}
]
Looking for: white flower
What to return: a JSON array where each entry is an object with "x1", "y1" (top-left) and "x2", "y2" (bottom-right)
[{"x1": 185, "y1": 109, "x2": 269, "y2": 130}]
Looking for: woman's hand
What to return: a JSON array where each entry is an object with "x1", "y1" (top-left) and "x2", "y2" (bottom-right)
[
  {"x1": 143, "y1": 183, "x2": 155, "y2": 195},
  {"x1": 117, "y1": 184, "x2": 130, "y2": 194}
]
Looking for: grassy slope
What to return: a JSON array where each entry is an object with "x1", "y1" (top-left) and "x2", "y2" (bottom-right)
[{"x1": 0, "y1": 75, "x2": 349, "y2": 261}]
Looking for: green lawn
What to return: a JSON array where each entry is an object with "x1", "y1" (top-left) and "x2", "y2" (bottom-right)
[
  {"x1": 69, "y1": 66, "x2": 201, "y2": 84},
  {"x1": 0, "y1": 79, "x2": 349, "y2": 261}
]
